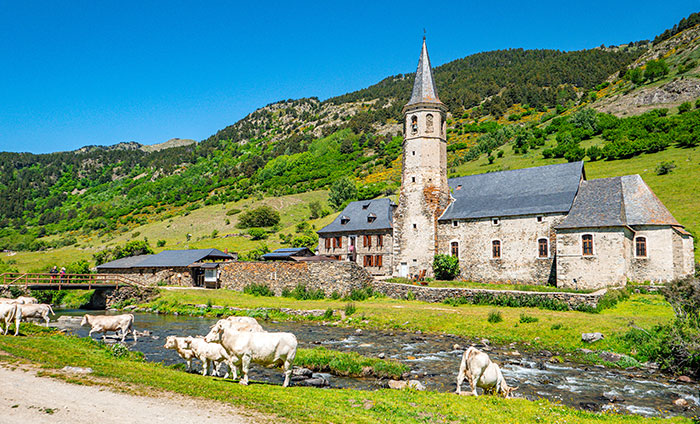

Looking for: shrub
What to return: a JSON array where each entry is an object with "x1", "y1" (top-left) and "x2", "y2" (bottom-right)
[
  {"x1": 283, "y1": 284, "x2": 325, "y2": 300},
  {"x1": 328, "y1": 177, "x2": 358, "y2": 210},
  {"x1": 433, "y1": 254, "x2": 460, "y2": 280},
  {"x1": 323, "y1": 308, "x2": 334, "y2": 320},
  {"x1": 238, "y1": 206, "x2": 280, "y2": 228},
  {"x1": 596, "y1": 287, "x2": 631, "y2": 312},
  {"x1": 344, "y1": 286, "x2": 378, "y2": 301},
  {"x1": 487, "y1": 310, "x2": 503, "y2": 323},
  {"x1": 487, "y1": 155, "x2": 495, "y2": 164},
  {"x1": 678, "y1": 102, "x2": 692, "y2": 114},
  {"x1": 243, "y1": 283, "x2": 275, "y2": 297},
  {"x1": 551, "y1": 323, "x2": 564, "y2": 330},
  {"x1": 226, "y1": 208, "x2": 241, "y2": 216},
  {"x1": 519, "y1": 313, "x2": 539, "y2": 323},
  {"x1": 156, "y1": 239, "x2": 166, "y2": 247},
  {"x1": 497, "y1": 150, "x2": 504, "y2": 158},
  {"x1": 344, "y1": 302, "x2": 356, "y2": 316},
  {"x1": 655, "y1": 161, "x2": 676, "y2": 175},
  {"x1": 247, "y1": 227, "x2": 268, "y2": 240}
]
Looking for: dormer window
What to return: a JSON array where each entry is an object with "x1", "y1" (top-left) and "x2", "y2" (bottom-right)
[
  {"x1": 340, "y1": 216, "x2": 350, "y2": 225},
  {"x1": 367, "y1": 213, "x2": 376, "y2": 223},
  {"x1": 362, "y1": 202, "x2": 370, "y2": 210},
  {"x1": 456, "y1": 185, "x2": 462, "y2": 191}
]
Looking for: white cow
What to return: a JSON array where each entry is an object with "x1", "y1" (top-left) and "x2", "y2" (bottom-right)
[
  {"x1": 15, "y1": 296, "x2": 38, "y2": 304},
  {"x1": 81, "y1": 314, "x2": 137, "y2": 342},
  {"x1": 19, "y1": 303, "x2": 54, "y2": 326},
  {"x1": 205, "y1": 325, "x2": 297, "y2": 387},
  {"x1": 164, "y1": 336, "x2": 196, "y2": 371},
  {"x1": 456, "y1": 346, "x2": 517, "y2": 397},
  {"x1": 0, "y1": 303, "x2": 21, "y2": 336},
  {"x1": 183, "y1": 336, "x2": 231, "y2": 377}
]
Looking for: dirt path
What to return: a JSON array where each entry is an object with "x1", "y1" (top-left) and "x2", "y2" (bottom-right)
[{"x1": 0, "y1": 364, "x2": 269, "y2": 424}]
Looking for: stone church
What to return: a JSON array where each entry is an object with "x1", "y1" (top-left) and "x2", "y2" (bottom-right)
[{"x1": 318, "y1": 39, "x2": 695, "y2": 289}]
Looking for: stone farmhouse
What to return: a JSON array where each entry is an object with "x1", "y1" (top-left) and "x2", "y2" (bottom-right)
[{"x1": 317, "y1": 38, "x2": 695, "y2": 289}]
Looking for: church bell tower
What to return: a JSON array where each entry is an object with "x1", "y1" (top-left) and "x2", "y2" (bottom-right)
[{"x1": 393, "y1": 37, "x2": 450, "y2": 278}]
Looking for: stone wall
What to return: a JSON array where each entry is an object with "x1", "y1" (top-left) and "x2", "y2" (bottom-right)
[
  {"x1": 103, "y1": 267, "x2": 194, "y2": 287},
  {"x1": 372, "y1": 281, "x2": 604, "y2": 310},
  {"x1": 556, "y1": 227, "x2": 631, "y2": 289},
  {"x1": 219, "y1": 261, "x2": 373, "y2": 296},
  {"x1": 437, "y1": 213, "x2": 564, "y2": 285},
  {"x1": 676, "y1": 229, "x2": 695, "y2": 279},
  {"x1": 629, "y1": 226, "x2": 676, "y2": 283}
]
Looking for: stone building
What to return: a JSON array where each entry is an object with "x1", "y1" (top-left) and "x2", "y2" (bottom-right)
[{"x1": 317, "y1": 38, "x2": 695, "y2": 288}]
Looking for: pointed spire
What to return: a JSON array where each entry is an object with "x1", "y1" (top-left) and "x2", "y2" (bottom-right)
[{"x1": 406, "y1": 37, "x2": 441, "y2": 106}]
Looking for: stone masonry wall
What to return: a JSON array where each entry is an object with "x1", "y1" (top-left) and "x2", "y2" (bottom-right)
[
  {"x1": 104, "y1": 268, "x2": 193, "y2": 287},
  {"x1": 437, "y1": 213, "x2": 564, "y2": 285},
  {"x1": 629, "y1": 226, "x2": 676, "y2": 283},
  {"x1": 219, "y1": 261, "x2": 373, "y2": 296},
  {"x1": 372, "y1": 280, "x2": 604, "y2": 310},
  {"x1": 318, "y1": 231, "x2": 394, "y2": 276}
]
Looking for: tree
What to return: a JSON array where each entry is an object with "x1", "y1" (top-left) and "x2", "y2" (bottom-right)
[
  {"x1": 433, "y1": 254, "x2": 460, "y2": 280},
  {"x1": 93, "y1": 240, "x2": 154, "y2": 266},
  {"x1": 644, "y1": 60, "x2": 669, "y2": 82},
  {"x1": 248, "y1": 228, "x2": 268, "y2": 240},
  {"x1": 624, "y1": 68, "x2": 644, "y2": 85},
  {"x1": 238, "y1": 206, "x2": 280, "y2": 228},
  {"x1": 291, "y1": 233, "x2": 318, "y2": 249},
  {"x1": 678, "y1": 102, "x2": 692, "y2": 114},
  {"x1": 328, "y1": 177, "x2": 357, "y2": 210}
]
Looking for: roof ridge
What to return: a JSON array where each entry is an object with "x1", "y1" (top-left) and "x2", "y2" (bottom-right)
[{"x1": 448, "y1": 161, "x2": 584, "y2": 182}]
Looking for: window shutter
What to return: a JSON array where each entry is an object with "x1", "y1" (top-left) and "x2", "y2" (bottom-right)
[
  {"x1": 377, "y1": 235, "x2": 383, "y2": 248},
  {"x1": 376, "y1": 255, "x2": 382, "y2": 267}
]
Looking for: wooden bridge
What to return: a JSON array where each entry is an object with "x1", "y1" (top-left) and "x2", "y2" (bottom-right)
[{"x1": 0, "y1": 273, "x2": 141, "y2": 291}]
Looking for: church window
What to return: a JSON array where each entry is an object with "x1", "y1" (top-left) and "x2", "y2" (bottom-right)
[
  {"x1": 411, "y1": 177, "x2": 416, "y2": 183},
  {"x1": 492, "y1": 240, "x2": 501, "y2": 259},
  {"x1": 413, "y1": 223, "x2": 417, "y2": 229},
  {"x1": 411, "y1": 116, "x2": 418, "y2": 134},
  {"x1": 538, "y1": 238, "x2": 549, "y2": 258},
  {"x1": 492, "y1": 218, "x2": 500, "y2": 226},
  {"x1": 412, "y1": 151, "x2": 416, "y2": 156},
  {"x1": 426, "y1": 114, "x2": 434, "y2": 133},
  {"x1": 377, "y1": 234, "x2": 383, "y2": 248},
  {"x1": 451, "y1": 242, "x2": 459, "y2": 257},
  {"x1": 635, "y1": 237, "x2": 647, "y2": 257},
  {"x1": 582, "y1": 235, "x2": 593, "y2": 256}
]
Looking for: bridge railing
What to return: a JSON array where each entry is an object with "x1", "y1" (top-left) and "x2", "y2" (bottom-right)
[{"x1": 0, "y1": 273, "x2": 141, "y2": 288}]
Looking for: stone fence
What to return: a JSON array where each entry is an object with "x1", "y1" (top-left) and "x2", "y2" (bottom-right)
[
  {"x1": 371, "y1": 281, "x2": 606, "y2": 310},
  {"x1": 219, "y1": 261, "x2": 373, "y2": 296}
]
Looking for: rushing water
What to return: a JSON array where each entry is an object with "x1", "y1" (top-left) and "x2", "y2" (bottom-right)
[{"x1": 51, "y1": 310, "x2": 699, "y2": 418}]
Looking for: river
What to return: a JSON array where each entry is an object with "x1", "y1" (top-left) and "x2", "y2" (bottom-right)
[{"x1": 51, "y1": 309, "x2": 699, "y2": 418}]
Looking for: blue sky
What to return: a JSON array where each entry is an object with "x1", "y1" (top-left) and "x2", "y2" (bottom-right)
[{"x1": 0, "y1": 1, "x2": 697, "y2": 153}]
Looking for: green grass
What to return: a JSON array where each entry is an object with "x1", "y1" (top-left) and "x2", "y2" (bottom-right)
[
  {"x1": 0, "y1": 328, "x2": 689, "y2": 424},
  {"x1": 451, "y1": 143, "x2": 700, "y2": 261},
  {"x1": 145, "y1": 289, "x2": 674, "y2": 359},
  {"x1": 389, "y1": 278, "x2": 598, "y2": 293},
  {"x1": 296, "y1": 347, "x2": 408, "y2": 379}
]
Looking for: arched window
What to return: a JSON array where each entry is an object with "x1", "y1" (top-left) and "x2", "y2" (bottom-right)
[
  {"x1": 635, "y1": 237, "x2": 647, "y2": 257},
  {"x1": 538, "y1": 238, "x2": 549, "y2": 258},
  {"x1": 410, "y1": 116, "x2": 418, "y2": 134},
  {"x1": 582, "y1": 234, "x2": 593, "y2": 256},
  {"x1": 451, "y1": 241, "x2": 459, "y2": 258},
  {"x1": 492, "y1": 240, "x2": 501, "y2": 259},
  {"x1": 426, "y1": 113, "x2": 434, "y2": 133}
]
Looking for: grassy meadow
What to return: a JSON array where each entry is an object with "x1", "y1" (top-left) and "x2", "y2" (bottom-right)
[{"x1": 0, "y1": 327, "x2": 690, "y2": 424}]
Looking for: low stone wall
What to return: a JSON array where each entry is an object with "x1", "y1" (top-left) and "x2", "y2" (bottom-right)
[
  {"x1": 372, "y1": 281, "x2": 605, "y2": 310},
  {"x1": 219, "y1": 261, "x2": 373, "y2": 296}
]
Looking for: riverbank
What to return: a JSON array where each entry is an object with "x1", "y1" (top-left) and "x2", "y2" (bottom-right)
[
  {"x1": 133, "y1": 287, "x2": 673, "y2": 366},
  {"x1": 0, "y1": 328, "x2": 690, "y2": 424}
]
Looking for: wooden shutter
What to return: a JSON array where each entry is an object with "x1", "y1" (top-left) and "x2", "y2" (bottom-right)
[
  {"x1": 325, "y1": 238, "x2": 331, "y2": 249},
  {"x1": 376, "y1": 255, "x2": 382, "y2": 267},
  {"x1": 377, "y1": 235, "x2": 383, "y2": 248}
]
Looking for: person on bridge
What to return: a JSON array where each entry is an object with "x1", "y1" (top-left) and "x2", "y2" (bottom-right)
[
  {"x1": 59, "y1": 267, "x2": 66, "y2": 284},
  {"x1": 49, "y1": 266, "x2": 58, "y2": 281}
]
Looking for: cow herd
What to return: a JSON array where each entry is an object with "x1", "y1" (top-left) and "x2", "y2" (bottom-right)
[{"x1": 0, "y1": 302, "x2": 515, "y2": 397}]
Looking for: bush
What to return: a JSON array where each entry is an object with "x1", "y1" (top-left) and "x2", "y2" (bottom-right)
[
  {"x1": 283, "y1": 284, "x2": 325, "y2": 300},
  {"x1": 156, "y1": 239, "x2": 166, "y2": 247},
  {"x1": 328, "y1": 177, "x2": 358, "y2": 210},
  {"x1": 226, "y1": 208, "x2": 241, "y2": 216},
  {"x1": 243, "y1": 283, "x2": 275, "y2": 297},
  {"x1": 344, "y1": 286, "x2": 378, "y2": 301},
  {"x1": 241, "y1": 244, "x2": 270, "y2": 261},
  {"x1": 247, "y1": 227, "x2": 268, "y2": 240},
  {"x1": 487, "y1": 310, "x2": 503, "y2": 323},
  {"x1": 596, "y1": 287, "x2": 631, "y2": 312},
  {"x1": 433, "y1": 254, "x2": 460, "y2": 280},
  {"x1": 344, "y1": 302, "x2": 356, "y2": 316},
  {"x1": 238, "y1": 206, "x2": 280, "y2": 228},
  {"x1": 655, "y1": 161, "x2": 676, "y2": 175},
  {"x1": 519, "y1": 313, "x2": 539, "y2": 323},
  {"x1": 93, "y1": 240, "x2": 154, "y2": 266},
  {"x1": 678, "y1": 102, "x2": 692, "y2": 114}
]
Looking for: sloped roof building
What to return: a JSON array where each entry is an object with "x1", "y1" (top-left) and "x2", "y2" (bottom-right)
[{"x1": 316, "y1": 38, "x2": 694, "y2": 288}]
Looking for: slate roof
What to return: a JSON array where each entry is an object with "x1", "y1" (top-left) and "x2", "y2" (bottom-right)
[
  {"x1": 439, "y1": 161, "x2": 584, "y2": 221},
  {"x1": 261, "y1": 247, "x2": 315, "y2": 260},
  {"x1": 317, "y1": 198, "x2": 395, "y2": 234},
  {"x1": 556, "y1": 174, "x2": 680, "y2": 229},
  {"x1": 97, "y1": 248, "x2": 234, "y2": 270},
  {"x1": 406, "y1": 38, "x2": 442, "y2": 106}
]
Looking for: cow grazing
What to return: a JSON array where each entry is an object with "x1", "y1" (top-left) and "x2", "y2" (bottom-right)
[
  {"x1": 0, "y1": 303, "x2": 21, "y2": 336},
  {"x1": 183, "y1": 336, "x2": 231, "y2": 377},
  {"x1": 81, "y1": 314, "x2": 137, "y2": 342},
  {"x1": 456, "y1": 346, "x2": 517, "y2": 398},
  {"x1": 164, "y1": 336, "x2": 196, "y2": 371},
  {"x1": 19, "y1": 303, "x2": 54, "y2": 327},
  {"x1": 205, "y1": 325, "x2": 297, "y2": 387}
]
